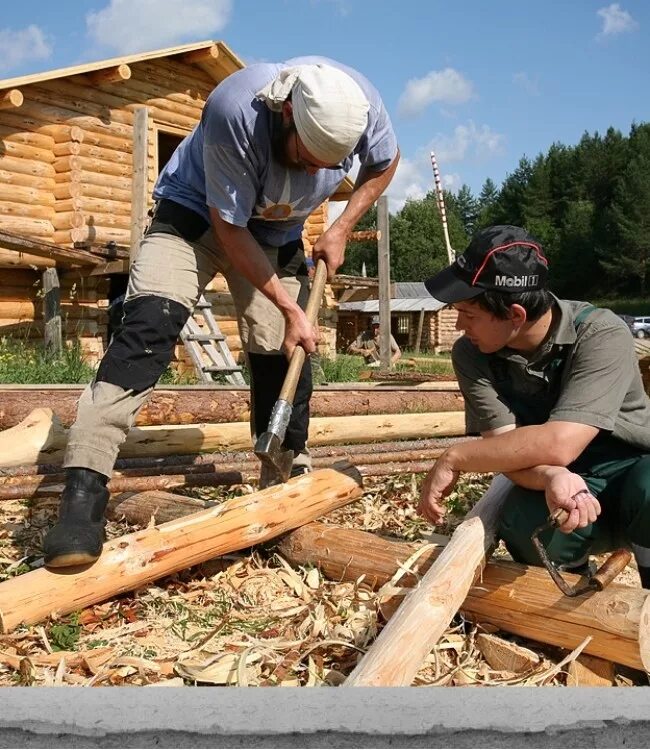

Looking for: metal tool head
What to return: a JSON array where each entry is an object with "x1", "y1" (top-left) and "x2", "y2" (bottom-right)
[
  {"x1": 254, "y1": 430, "x2": 294, "y2": 486},
  {"x1": 254, "y1": 399, "x2": 294, "y2": 486},
  {"x1": 531, "y1": 508, "x2": 632, "y2": 598}
]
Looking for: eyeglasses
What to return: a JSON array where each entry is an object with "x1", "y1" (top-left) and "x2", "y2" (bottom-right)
[{"x1": 293, "y1": 130, "x2": 345, "y2": 172}]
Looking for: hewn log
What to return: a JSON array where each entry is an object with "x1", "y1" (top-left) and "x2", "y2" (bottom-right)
[
  {"x1": 0, "y1": 216, "x2": 54, "y2": 238},
  {"x1": 345, "y1": 476, "x2": 510, "y2": 685},
  {"x1": 0, "y1": 408, "x2": 465, "y2": 469},
  {"x1": 0, "y1": 465, "x2": 363, "y2": 631},
  {"x1": 17, "y1": 98, "x2": 134, "y2": 139},
  {"x1": 53, "y1": 141, "x2": 132, "y2": 165},
  {"x1": 88, "y1": 64, "x2": 131, "y2": 84},
  {"x1": 0, "y1": 90, "x2": 23, "y2": 110},
  {"x1": 0, "y1": 125, "x2": 54, "y2": 150},
  {"x1": 52, "y1": 211, "x2": 86, "y2": 230},
  {"x1": 0, "y1": 201, "x2": 54, "y2": 221},
  {"x1": 0, "y1": 169, "x2": 54, "y2": 190},
  {"x1": 54, "y1": 226, "x2": 130, "y2": 246},
  {"x1": 0, "y1": 386, "x2": 463, "y2": 429},
  {"x1": 56, "y1": 196, "x2": 131, "y2": 215},
  {"x1": 179, "y1": 44, "x2": 220, "y2": 65},
  {"x1": 0, "y1": 139, "x2": 54, "y2": 163},
  {"x1": 0, "y1": 182, "x2": 55, "y2": 207},
  {"x1": 54, "y1": 169, "x2": 132, "y2": 191},
  {"x1": 276, "y1": 522, "x2": 650, "y2": 672},
  {"x1": 54, "y1": 155, "x2": 131, "y2": 178},
  {"x1": 0, "y1": 154, "x2": 54, "y2": 178},
  {"x1": 0, "y1": 249, "x2": 55, "y2": 268}
]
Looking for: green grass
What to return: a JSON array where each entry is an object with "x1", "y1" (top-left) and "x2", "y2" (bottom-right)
[
  {"x1": 318, "y1": 354, "x2": 366, "y2": 383},
  {"x1": 0, "y1": 337, "x2": 95, "y2": 384}
]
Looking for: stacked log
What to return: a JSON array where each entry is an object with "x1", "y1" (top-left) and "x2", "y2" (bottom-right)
[{"x1": 0, "y1": 117, "x2": 55, "y2": 240}]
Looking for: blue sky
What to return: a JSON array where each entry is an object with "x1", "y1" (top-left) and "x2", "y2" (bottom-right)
[{"x1": 1, "y1": 0, "x2": 648, "y2": 213}]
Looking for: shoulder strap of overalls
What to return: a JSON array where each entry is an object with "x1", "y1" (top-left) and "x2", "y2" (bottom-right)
[{"x1": 573, "y1": 303, "x2": 597, "y2": 330}]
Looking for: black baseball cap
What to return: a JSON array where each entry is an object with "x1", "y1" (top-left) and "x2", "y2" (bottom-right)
[{"x1": 424, "y1": 225, "x2": 549, "y2": 304}]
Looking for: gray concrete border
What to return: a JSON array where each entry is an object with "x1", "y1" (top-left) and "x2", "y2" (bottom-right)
[{"x1": 0, "y1": 687, "x2": 648, "y2": 746}]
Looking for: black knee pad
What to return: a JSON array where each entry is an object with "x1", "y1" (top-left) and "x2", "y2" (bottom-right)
[
  {"x1": 248, "y1": 352, "x2": 312, "y2": 453},
  {"x1": 96, "y1": 295, "x2": 190, "y2": 392}
]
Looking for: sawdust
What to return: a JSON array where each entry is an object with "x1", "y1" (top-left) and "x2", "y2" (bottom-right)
[{"x1": 0, "y1": 472, "x2": 645, "y2": 688}]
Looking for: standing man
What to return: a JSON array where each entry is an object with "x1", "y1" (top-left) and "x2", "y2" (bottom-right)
[
  {"x1": 417, "y1": 225, "x2": 650, "y2": 588},
  {"x1": 347, "y1": 315, "x2": 401, "y2": 366},
  {"x1": 43, "y1": 57, "x2": 399, "y2": 568}
]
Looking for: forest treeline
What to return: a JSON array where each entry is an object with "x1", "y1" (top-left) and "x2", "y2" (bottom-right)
[{"x1": 342, "y1": 122, "x2": 650, "y2": 298}]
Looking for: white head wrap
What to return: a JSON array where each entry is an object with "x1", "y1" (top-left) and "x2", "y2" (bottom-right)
[{"x1": 257, "y1": 64, "x2": 370, "y2": 164}]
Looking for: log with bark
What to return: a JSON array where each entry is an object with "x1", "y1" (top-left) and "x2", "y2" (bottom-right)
[
  {"x1": 105, "y1": 493, "x2": 650, "y2": 673},
  {"x1": 0, "y1": 464, "x2": 363, "y2": 632},
  {"x1": 0, "y1": 384, "x2": 464, "y2": 429},
  {"x1": 0, "y1": 408, "x2": 466, "y2": 469}
]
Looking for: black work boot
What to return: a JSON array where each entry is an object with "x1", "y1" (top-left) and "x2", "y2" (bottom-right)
[{"x1": 42, "y1": 468, "x2": 109, "y2": 568}]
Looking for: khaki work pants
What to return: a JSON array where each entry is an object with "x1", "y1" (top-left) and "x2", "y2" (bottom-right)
[{"x1": 64, "y1": 225, "x2": 310, "y2": 477}]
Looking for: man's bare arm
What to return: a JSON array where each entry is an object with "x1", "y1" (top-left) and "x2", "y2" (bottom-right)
[{"x1": 209, "y1": 209, "x2": 317, "y2": 357}]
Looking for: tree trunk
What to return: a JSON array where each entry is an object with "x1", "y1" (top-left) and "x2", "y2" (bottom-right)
[{"x1": 0, "y1": 464, "x2": 363, "y2": 632}]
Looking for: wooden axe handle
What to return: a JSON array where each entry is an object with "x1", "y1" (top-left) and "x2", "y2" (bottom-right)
[{"x1": 278, "y1": 258, "x2": 328, "y2": 404}]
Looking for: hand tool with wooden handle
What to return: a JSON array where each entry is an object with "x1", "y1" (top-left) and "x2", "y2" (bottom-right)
[
  {"x1": 254, "y1": 258, "x2": 328, "y2": 485},
  {"x1": 531, "y1": 506, "x2": 632, "y2": 597}
]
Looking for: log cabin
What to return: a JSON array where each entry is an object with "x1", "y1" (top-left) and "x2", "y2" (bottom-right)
[
  {"x1": 337, "y1": 281, "x2": 459, "y2": 353},
  {"x1": 0, "y1": 40, "x2": 350, "y2": 370}
]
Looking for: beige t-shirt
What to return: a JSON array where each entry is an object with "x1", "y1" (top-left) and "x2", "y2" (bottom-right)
[{"x1": 452, "y1": 298, "x2": 650, "y2": 450}]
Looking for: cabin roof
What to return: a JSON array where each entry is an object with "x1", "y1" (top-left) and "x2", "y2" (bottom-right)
[{"x1": 0, "y1": 39, "x2": 244, "y2": 90}]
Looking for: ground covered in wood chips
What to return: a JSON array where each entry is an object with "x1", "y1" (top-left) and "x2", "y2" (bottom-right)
[{"x1": 0, "y1": 472, "x2": 646, "y2": 688}]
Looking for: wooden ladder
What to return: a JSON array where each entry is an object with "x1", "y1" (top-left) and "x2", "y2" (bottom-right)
[{"x1": 180, "y1": 295, "x2": 246, "y2": 385}]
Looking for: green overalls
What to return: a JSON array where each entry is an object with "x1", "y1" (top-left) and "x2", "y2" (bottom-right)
[{"x1": 493, "y1": 307, "x2": 650, "y2": 566}]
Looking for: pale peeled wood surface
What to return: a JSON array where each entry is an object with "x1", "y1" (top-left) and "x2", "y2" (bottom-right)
[{"x1": 0, "y1": 466, "x2": 363, "y2": 631}]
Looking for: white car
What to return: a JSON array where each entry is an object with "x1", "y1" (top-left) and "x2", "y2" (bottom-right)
[{"x1": 631, "y1": 316, "x2": 650, "y2": 339}]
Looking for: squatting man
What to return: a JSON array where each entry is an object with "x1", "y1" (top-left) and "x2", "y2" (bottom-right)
[
  {"x1": 43, "y1": 57, "x2": 399, "y2": 568},
  {"x1": 419, "y1": 225, "x2": 650, "y2": 587}
]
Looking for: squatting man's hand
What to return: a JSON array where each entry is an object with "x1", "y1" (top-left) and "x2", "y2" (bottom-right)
[
  {"x1": 544, "y1": 467, "x2": 601, "y2": 534},
  {"x1": 417, "y1": 455, "x2": 460, "y2": 525}
]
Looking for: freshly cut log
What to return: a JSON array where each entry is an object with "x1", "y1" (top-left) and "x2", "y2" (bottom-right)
[
  {"x1": 0, "y1": 408, "x2": 466, "y2": 468},
  {"x1": 0, "y1": 465, "x2": 363, "y2": 631},
  {"x1": 0, "y1": 385, "x2": 463, "y2": 429},
  {"x1": 345, "y1": 476, "x2": 511, "y2": 685},
  {"x1": 276, "y1": 522, "x2": 650, "y2": 672}
]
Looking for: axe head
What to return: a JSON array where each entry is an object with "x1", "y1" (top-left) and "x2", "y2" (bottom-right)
[{"x1": 254, "y1": 431, "x2": 294, "y2": 486}]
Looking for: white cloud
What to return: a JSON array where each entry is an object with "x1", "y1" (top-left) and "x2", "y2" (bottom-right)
[
  {"x1": 0, "y1": 25, "x2": 52, "y2": 74},
  {"x1": 596, "y1": 3, "x2": 638, "y2": 38},
  {"x1": 513, "y1": 71, "x2": 540, "y2": 96},
  {"x1": 398, "y1": 68, "x2": 474, "y2": 118},
  {"x1": 440, "y1": 172, "x2": 462, "y2": 193},
  {"x1": 86, "y1": 0, "x2": 232, "y2": 55},
  {"x1": 429, "y1": 122, "x2": 505, "y2": 164}
]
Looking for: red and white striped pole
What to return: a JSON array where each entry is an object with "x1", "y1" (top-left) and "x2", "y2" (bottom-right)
[{"x1": 430, "y1": 151, "x2": 454, "y2": 264}]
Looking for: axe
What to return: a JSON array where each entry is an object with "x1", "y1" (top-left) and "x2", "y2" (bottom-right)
[{"x1": 254, "y1": 258, "x2": 328, "y2": 485}]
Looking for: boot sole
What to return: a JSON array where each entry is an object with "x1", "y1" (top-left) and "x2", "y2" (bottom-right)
[{"x1": 44, "y1": 550, "x2": 101, "y2": 568}]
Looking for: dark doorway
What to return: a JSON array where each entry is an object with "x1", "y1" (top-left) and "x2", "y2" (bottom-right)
[{"x1": 157, "y1": 131, "x2": 185, "y2": 173}]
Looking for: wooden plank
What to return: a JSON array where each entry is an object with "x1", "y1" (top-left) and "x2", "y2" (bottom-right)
[
  {"x1": 130, "y1": 106, "x2": 149, "y2": 262},
  {"x1": 0, "y1": 229, "x2": 100, "y2": 267}
]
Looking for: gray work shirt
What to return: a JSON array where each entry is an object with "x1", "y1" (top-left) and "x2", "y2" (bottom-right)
[{"x1": 452, "y1": 297, "x2": 650, "y2": 450}]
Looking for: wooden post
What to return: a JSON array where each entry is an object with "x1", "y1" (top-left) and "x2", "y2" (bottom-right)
[
  {"x1": 42, "y1": 268, "x2": 62, "y2": 356},
  {"x1": 377, "y1": 194, "x2": 391, "y2": 370},
  {"x1": 130, "y1": 106, "x2": 149, "y2": 265},
  {"x1": 414, "y1": 308, "x2": 426, "y2": 355}
]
